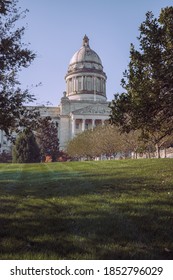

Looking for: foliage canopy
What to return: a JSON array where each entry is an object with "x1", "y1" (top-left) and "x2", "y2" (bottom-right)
[
  {"x1": 110, "y1": 7, "x2": 173, "y2": 157},
  {"x1": 36, "y1": 117, "x2": 59, "y2": 162},
  {"x1": 12, "y1": 128, "x2": 40, "y2": 163},
  {"x1": 66, "y1": 124, "x2": 145, "y2": 159},
  {"x1": 0, "y1": 0, "x2": 38, "y2": 137}
]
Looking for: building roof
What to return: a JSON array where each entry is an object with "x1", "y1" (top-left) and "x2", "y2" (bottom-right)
[{"x1": 69, "y1": 35, "x2": 102, "y2": 66}]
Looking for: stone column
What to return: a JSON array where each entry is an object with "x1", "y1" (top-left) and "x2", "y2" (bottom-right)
[
  {"x1": 83, "y1": 76, "x2": 86, "y2": 90},
  {"x1": 93, "y1": 76, "x2": 96, "y2": 101},
  {"x1": 75, "y1": 77, "x2": 78, "y2": 91},
  {"x1": 73, "y1": 77, "x2": 76, "y2": 92},
  {"x1": 82, "y1": 76, "x2": 84, "y2": 90},
  {"x1": 82, "y1": 119, "x2": 85, "y2": 131},
  {"x1": 100, "y1": 78, "x2": 103, "y2": 92},
  {"x1": 71, "y1": 77, "x2": 74, "y2": 92},
  {"x1": 71, "y1": 118, "x2": 75, "y2": 138},
  {"x1": 92, "y1": 119, "x2": 95, "y2": 129}
]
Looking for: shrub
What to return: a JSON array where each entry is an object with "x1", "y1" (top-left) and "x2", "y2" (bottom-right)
[{"x1": 12, "y1": 129, "x2": 40, "y2": 163}]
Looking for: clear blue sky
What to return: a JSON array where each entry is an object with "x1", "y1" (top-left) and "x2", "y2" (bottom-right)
[{"x1": 18, "y1": 0, "x2": 173, "y2": 106}]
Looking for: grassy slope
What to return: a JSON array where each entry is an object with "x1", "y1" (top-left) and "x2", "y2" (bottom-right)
[{"x1": 0, "y1": 159, "x2": 172, "y2": 260}]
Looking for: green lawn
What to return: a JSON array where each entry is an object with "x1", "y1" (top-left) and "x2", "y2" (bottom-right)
[{"x1": 0, "y1": 159, "x2": 173, "y2": 260}]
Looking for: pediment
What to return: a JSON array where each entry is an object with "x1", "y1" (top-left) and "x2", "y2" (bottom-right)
[{"x1": 72, "y1": 103, "x2": 111, "y2": 116}]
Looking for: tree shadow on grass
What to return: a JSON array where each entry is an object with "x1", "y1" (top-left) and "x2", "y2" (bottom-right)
[
  {"x1": 0, "y1": 166, "x2": 172, "y2": 259},
  {"x1": 1, "y1": 167, "x2": 172, "y2": 197},
  {"x1": 0, "y1": 196, "x2": 172, "y2": 259}
]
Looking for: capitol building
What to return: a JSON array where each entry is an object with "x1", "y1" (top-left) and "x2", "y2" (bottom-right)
[{"x1": 0, "y1": 35, "x2": 111, "y2": 153}]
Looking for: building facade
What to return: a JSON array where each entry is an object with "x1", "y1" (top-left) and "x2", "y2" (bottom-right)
[{"x1": 0, "y1": 35, "x2": 111, "y2": 153}]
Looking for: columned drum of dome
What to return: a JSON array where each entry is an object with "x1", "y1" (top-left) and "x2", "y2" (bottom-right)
[{"x1": 65, "y1": 35, "x2": 107, "y2": 101}]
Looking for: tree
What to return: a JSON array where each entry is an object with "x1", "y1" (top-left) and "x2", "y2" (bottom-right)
[
  {"x1": 0, "y1": 0, "x2": 38, "y2": 137},
  {"x1": 92, "y1": 124, "x2": 121, "y2": 158},
  {"x1": 66, "y1": 124, "x2": 122, "y2": 159},
  {"x1": 110, "y1": 7, "x2": 173, "y2": 158},
  {"x1": 36, "y1": 117, "x2": 59, "y2": 162},
  {"x1": 66, "y1": 124, "x2": 153, "y2": 160},
  {"x1": 12, "y1": 128, "x2": 40, "y2": 163}
]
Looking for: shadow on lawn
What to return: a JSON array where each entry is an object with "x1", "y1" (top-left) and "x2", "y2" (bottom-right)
[
  {"x1": 0, "y1": 197, "x2": 172, "y2": 260},
  {"x1": 0, "y1": 167, "x2": 172, "y2": 197},
  {"x1": 0, "y1": 169, "x2": 173, "y2": 260}
]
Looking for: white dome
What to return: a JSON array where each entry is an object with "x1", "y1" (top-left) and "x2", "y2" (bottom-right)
[
  {"x1": 68, "y1": 35, "x2": 103, "y2": 72},
  {"x1": 70, "y1": 44, "x2": 102, "y2": 66},
  {"x1": 65, "y1": 35, "x2": 107, "y2": 101}
]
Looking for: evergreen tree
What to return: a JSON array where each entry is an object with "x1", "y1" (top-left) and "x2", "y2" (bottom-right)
[
  {"x1": 110, "y1": 7, "x2": 173, "y2": 158},
  {"x1": 36, "y1": 117, "x2": 59, "y2": 162},
  {"x1": 0, "y1": 0, "x2": 38, "y2": 137},
  {"x1": 12, "y1": 129, "x2": 40, "y2": 163}
]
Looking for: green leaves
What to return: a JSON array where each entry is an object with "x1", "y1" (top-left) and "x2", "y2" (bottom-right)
[
  {"x1": 0, "y1": 0, "x2": 12, "y2": 15},
  {"x1": 12, "y1": 128, "x2": 40, "y2": 163},
  {"x1": 36, "y1": 117, "x2": 59, "y2": 162},
  {"x1": 0, "y1": 0, "x2": 37, "y2": 136},
  {"x1": 110, "y1": 7, "x2": 173, "y2": 156},
  {"x1": 66, "y1": 124, "x2": 144, "y2": 159}
]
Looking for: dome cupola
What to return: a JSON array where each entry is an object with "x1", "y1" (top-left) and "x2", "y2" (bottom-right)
[{"x1": 65, "y1": 35, "x2": 107, "y2": 101}]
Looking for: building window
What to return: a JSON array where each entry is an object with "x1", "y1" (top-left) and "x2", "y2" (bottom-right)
[
  {"x1": 100, "y1": 78, "x2": 103, "y2": 92},
  {"x1": 85, "y1": 123, "x2": 89, "y2": 130},
  {"x1": 78, "y1": 77, "x2": 82, "y2": 90},
  {"x1": 75, "y1": 123, "x2": 79, "y2": 129},
  {"x1": 96, "y1": 78, "x2": 100, "y2": 92},
  {"x1": 85, "y1": 119, "x2": 92, "y2": 130},
  {"x1": 95, "y1": 120, "x2": 102, "y2": 126},
  {"x1": 75, "y1": 119, "x2": 81, "y2": 130},
  {"x1": 87, "y1": 77, "x2": 92, "y2": 91},
  {"x1": 69, "y1": 79, "x2": 72, "y2": 93}
]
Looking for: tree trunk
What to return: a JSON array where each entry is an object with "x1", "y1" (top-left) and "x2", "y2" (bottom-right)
[
  {"x1": 155, "y1": 144, "x2": 161, "y2": 158},
  {"x1": 164, "y1": 147, "x2": 167, "y2": 158}
]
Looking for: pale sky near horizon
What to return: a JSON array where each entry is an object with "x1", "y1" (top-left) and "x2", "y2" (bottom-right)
[{"x1": 17, "y1": 0, "x2": 173, "y2": 106}]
